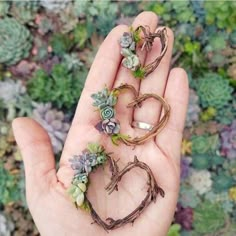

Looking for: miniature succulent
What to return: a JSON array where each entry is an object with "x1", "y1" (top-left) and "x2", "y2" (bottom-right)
[
  {"x1": 70, "y1": 152, "x2": 98, "y2": 175},
  {"x1": 191, "y1": 134, "x2": 219, "y2": 155},
  {"x1": 91, "y1": 87, "x2": 117, "y2": 109},
  {"x1": 212, "y1": 172, "x2": 234, "y2": 193},
  {"x1": 101, "y1": 118, "x2": 120, "y2": 135},
  {"x1": 193, "y1": 201, "x2": 226, "y2": 234},
  {"x1": 191, "y1": 153, "x2": 224, "y2": 170},
  {"x1": 0, "y1": 79, "x2": 33, "y2": 120},
  {"x1": 195, "y1": 73, "x2": 233, "y2": 109},
  {"x1": 179, "y1": 184, "x2": 201, "y2": 208},
  {"x1": 120, "y1": 32, "x2": 136, "y2": 51},
  {"x1": 10, "y1": 0, "x2": 40, "y2": 24},
  {"x1": 32, "y1": 103, "x2": 70, "y2": 154},
  {"x1": 191, "y1": 154, "x2": 211, "y2": 170},
  {"x1": 223, "y1": 159, "x2": 236, "y2": 179},
  {"x1": 0, "y1": 213, "x2": 14, "y2": 236},
  {"x1": 0, "y1": 163, "x2": 21, "y2": 205},
  {"x1": 40, "y1": 0, "x2": 70, "y2": 12},
  {"x1": 63, "y1": 53, "x2": 84, "y2": 72},
  {"x1": 0, "y1": 79, "x2": 26, "y2": 105},
  {"x1": 100, "y1": 106, "x2": 115, "y2": 120},
  {"x1": 215, "y1": 103, "x2": 236, "y2": 125},
  {"x1": 0, "y1": 17, "x2": 32, "y2": 65},
  {"x1": 185, "y1": 89, "x2": 201, "y2": 127},
  {"x1": 121, "y1": 48, "x2": 140, "y2": 71},
  {"x1": 175, "y1": 204, "x2": 193, "y2": 230},
  {"x1": 220, "y1": 120, "x2": 236, "y2": 159},
  {"x1": 189, "y1": 169, "x2": 212, "y2": 195}
]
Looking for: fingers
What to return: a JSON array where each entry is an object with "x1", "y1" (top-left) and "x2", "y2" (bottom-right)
[
  {"x1": 134, "y1": 27, "x2": 174, "y2": 125},
  {"x1": 114, "y1": 12, "x2": 158, "y2": 125},
  {"x1": 156, "y1": 68, "x2": 189, "y2": 165},
  {"x1": 12, "y1": 118, "x2": 57, "y2": 197},
  {"x1": 72, "y1": 24, "x2": 129, "y2": 125}
]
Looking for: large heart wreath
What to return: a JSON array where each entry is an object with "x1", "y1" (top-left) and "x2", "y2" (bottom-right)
[{"x1": 67, "y1": 143, "x2": 164, "y2": 231}]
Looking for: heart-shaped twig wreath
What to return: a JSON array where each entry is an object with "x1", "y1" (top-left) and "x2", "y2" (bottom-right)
[
  {"x1": 120, "y1": 26, "x2": 168, "y2": 79},
  {"x1": 91, "y1": 84, "x2": 170, "y2": 146},
  {"x1": 67, "y1": 143, "x2": 164, "y2": 231}
]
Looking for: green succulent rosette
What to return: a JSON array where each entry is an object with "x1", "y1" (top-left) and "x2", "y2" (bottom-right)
[
  {"x1": 193, "y1": 201, "x2": 226, "y2": 234},
  {"x1": 0, "y1": 17, "x2": 32, "y2": 65},
  {"x1": 195, "y1": 73, "x2": 233, "y2": 110}
]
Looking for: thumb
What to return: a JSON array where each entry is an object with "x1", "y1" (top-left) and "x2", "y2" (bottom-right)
[{"x1": 12, "y1": 117, "x2": 57, "y2": 199}]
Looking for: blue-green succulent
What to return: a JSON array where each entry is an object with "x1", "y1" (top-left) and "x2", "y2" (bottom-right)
[{"x1": 195, "y1": 73, "x2": 233, "y2": 109}]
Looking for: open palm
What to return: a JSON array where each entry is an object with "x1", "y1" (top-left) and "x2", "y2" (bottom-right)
[{"x1": 13, "y1": 12, "x2": 188, "y2": 236}]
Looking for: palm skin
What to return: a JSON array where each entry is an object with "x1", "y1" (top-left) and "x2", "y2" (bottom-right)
[{"x1": 12, "y1": 12, "x2": 189, "y2": 236}]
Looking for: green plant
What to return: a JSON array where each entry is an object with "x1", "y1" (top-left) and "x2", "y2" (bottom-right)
[
  {"x1": 50, "y1": 33, "x2": 75, "y2": 56},
  {"x1": 146, "y1": 1, "x2": 195, "y2": 26},
  {"x1": 192, "y1": 154, "x2": 211, "y2": 169},
  {"x1": 10, "y1": 0, "x2": 40, "y2": 24},
  {"x1": 0, "y1": 17, "x2": 32, "y2": 65},
  {"x1": 215, "y1": 103, "x2": 236, "y2": 125},
  {"x1": 193, "y1": 201, "x2": 226, "y2": 234},
  {"x1": 200, "y1": 107, "x2": 216, "y2": 122},
  {"x1": 73, "y1": 24, "x2": 89, "y2": 49},
  {"x1": 167, "y1": 224, "x2": 181, "y2": 236},
  {"x1": 179, "y1": 185, "x2": 200, "y2": 208},
  {"x1": 27, "y1": 64, "x2": 87, "y2": 110},
  {"x1": 212, "y1": 172, "x2": 234, "y2": 193},
  {"x1": 204, "y1": 1, "x2": 236, "y2": 32},
  {"x1": 74, "y1": 0, "x2": 118, "y2": 36},
  {"x1": 0, "y1": 163, "x2": 21, "y2": 205},
  {"x1": 195, "y1": 73, "x2": 233, "y2": 109},
  {"x1": 191, "y1": 134, "x2": 219, "y2": 155}
]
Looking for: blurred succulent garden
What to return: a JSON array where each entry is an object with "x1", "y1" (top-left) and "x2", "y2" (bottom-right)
[{"x1": 0, "y1": 0, "x2": 235, "y2": 235}]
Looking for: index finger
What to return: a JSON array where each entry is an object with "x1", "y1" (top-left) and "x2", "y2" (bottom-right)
[{"x1": 72, "y1": 25, "x2": 129, "y2": 126}]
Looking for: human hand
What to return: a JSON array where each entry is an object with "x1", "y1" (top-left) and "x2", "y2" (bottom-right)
[{"x1": 12, "y1": 12, "x2": 189, "y2": 236}]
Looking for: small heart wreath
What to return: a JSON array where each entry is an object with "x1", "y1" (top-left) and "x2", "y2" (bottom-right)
[
  {"x1": 91, "y1": 84, "x2": 170, "y2": 146},
  {"x1": 119, "y1": 26, "x2": 168, "y2": 79},
  {"x1": 67, "y1": 143, "x2": 164, "y2": 231}
]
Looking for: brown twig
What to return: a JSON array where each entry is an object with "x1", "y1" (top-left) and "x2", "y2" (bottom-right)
[
  {"x1": 134, "y1": 26, "x2": 168, "y2": 78},
  {"x1": 87, "y1": 156, "x2": 164, "y2": 231},
  {"x1": 114, "y1": 84, "x2": 171, "y2": 146}
]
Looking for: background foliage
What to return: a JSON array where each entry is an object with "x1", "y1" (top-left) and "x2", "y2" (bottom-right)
[{"x1": 0, "y1": 0, "x2": 236, "y2": 235}]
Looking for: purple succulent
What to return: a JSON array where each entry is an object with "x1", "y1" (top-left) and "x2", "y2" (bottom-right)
[
  {"x1": 95, "y1": 118, "x2": 120, "y2": 135},
  {"x1": 175, "y1": 204, "x2": 193, "y2": 230},
  {"x1": 220, "y1": 120, "x2": 236, "y2": 159},
  {"x1": 180, "y1": 157, "x2": 191, "y2": 179},
  {"x1": 69, "y1": 152, "x2": 97, "y2": 175},
  {"x1": 102, "y1": 118, "x2": 120, "y2": 135},
  {"x1": 185, "y1": 89, "x2": 201, "y2": 127}
]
